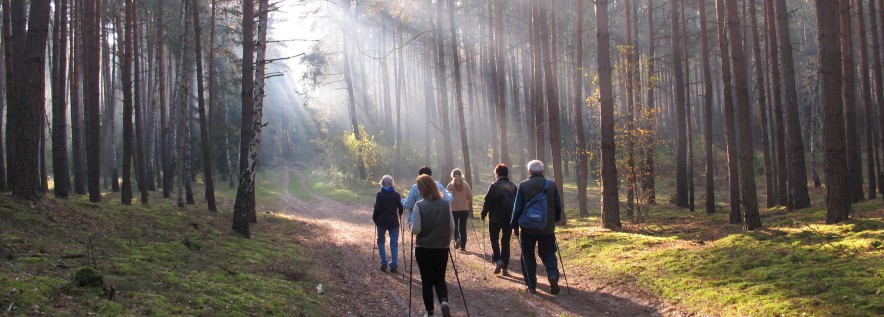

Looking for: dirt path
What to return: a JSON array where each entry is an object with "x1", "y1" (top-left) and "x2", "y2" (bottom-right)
[{"x1": 280, "y1": 167, "x2": 689, "y2": 316}]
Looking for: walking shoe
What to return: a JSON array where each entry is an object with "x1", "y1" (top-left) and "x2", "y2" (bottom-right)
[
  {"x1": 379, "y1": 264, "x2": 388, "y2": 272},
  {"x1": 526, "y1": 286, "x2": 537, "y2": 294},
  {"x1": 549, "y1": 277, "x2": 560, "y2": 295},
  {"x1": 502, "y1": 268, "x2": 509, "y2": 276},
  {"x1": 440, "y1": 301, "x2": 450, "y2": 317},
  {"x1": 493, "y1": 260, "x2": 503, "y2": 274},
  {"x1": 389, "y1": 265, "x2": 398, "y2": 273}
]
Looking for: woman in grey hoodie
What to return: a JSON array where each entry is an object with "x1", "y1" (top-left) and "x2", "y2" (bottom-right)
[{"x1": 411, "y1": 174, "x2": 455, "y2": 317}]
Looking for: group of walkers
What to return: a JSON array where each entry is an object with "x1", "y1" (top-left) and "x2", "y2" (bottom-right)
[{"x1": 372, "y1": 160, "x2": 564, "y2": 317}]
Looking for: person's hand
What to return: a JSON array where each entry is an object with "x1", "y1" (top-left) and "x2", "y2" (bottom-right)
[{"x1": 481, "y1": 216, "x2": 485, "y2": 222}]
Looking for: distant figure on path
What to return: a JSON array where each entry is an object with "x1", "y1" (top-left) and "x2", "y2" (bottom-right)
[
  {"x1": 373, "y1": 175, "x2": 403, "y2": 273},
  {"x1": 412, "y1": 174, "x2": 455, "y2": 317},
  {"x1": 402, "y1": 166, "x2": 453, "y2": 226},
  {"x1": 511, "y1": 160, "x2": 563, "y2": 295},
  {"x1": 481, "y1": 164, "x2": 517, "y2": 276},
  {"x1": 447, "y1": 168, "x2": 473, "y2": 252}
]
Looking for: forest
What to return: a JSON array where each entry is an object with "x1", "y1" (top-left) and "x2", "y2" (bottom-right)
[{"x1": 0, "y1": 0, "x2": 882, "y2": 315}]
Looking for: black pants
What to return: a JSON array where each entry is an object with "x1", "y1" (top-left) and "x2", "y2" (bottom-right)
[
  {"x1": 415, "y1": 247, "x2": 449, "y2": 313},
  {"x1": 488, "y1": 222, "x2": 512, "y2": 267},
  {"x1": 519, "y1": 233, "x2": 559, "y2": 290},
  {"x1": 453, "y1": 211, "x2": 469, "y2": 249}
]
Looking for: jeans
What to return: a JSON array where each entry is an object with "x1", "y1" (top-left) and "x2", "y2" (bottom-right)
[
  {"x1": 415, "y1": 247, "x2": 449, "y2": 313},
  {"x1": 377, "y1": 226, "x2": 400, "y2": 267},
  {"x1": 488, "y1": 222, "x2": 512, "y2": 267},
  {"x1": 453, "y1": 211, "x2": 469, "y2": 249},
  {"x1": 518, "y1": 233, "x2": 559, "y2": 290}
]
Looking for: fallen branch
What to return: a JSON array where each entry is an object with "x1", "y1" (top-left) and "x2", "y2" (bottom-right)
[{"x1": 217, "y1": 264, "x2": 237, "y2": 275}]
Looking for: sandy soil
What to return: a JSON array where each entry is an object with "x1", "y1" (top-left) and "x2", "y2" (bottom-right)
[{"x1": 280, "y1": 167, "x2": 692, "y2": 317}]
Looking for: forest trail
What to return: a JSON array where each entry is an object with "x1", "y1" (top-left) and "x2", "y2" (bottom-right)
[{"x1": 279, "y1": 166, "x2": 688, "y2": 316}]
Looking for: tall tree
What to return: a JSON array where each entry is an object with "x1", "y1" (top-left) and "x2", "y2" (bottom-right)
[
  {"x1": 643, "y1": 0, "x2": 656, "y2": 204},
  {"x1": 699, "y1": 0, "x2": 715, "y2": 214},
  {"x1": 671, "y1": 0, "x2": 689, "y2": 208},
  {"x1": 625, "y1": 0, "x2": 637, "y2": 217},
  {"x1": 193, "y1": 0, "x2": 217, "y2": 211},
  {"x1": 725, "y1": 0, "x2": 761, "y2": 230},
  {"x1": 433, "y1": 0, "x2": 454, "y2": 180},
  {"x1": 233, "y1": 0, "x2": 270, "y2": 237},
  {"x1": 447, "y1": 0, "x2": 472, "y2": 189},
  {"x1": 773, "y1": 0, "x2": 810, "y2": 209},
  {"x1": 71, "y1": 0, "x2": 87, "y2": 195},
  {"x1": 7, "y1": 0, "x2": 52, "y2": 200},
  {"x1": 749, "y1": 0, "x2": 774, "y2": 208},
  {"x1": 574, "y1": 0, "x2": 588, "y2": 217},
  {"x1": 539, "y1": 1, "x2": 565, "y2": 223},
  {"x1": 121, "y1": 0, "x2": 135, "y2": 205},
  {"x1": 84, "y1": 0, "x2": 102, "y2": 202},
  {"x1": 597, "y1": 0, "x2": 621, "y2": 230},
  {"x1": 494, "y1": 0, "x2": 509, "y2": 165},
  {"x1": 858, "y1": 0, "x2": 877, "y2": 199},
  {"x1": 816, "y1": 0, "x2": 851, "y2": 223},
  {"x1": 133, "y1": 0, "x2": 147, "y2": 204},
  {"x1": 51, "y1": 0, "x2": 71, "y2": 198},
  {"x1": 233, "y1": 0, "x2": 255, "y2": 236},
  {"x1": 871, "y1": 0, "x2": 884, "y2": 194},
  {"x1": 715, "y1": 0, "x2": 742, "y2": 223},
  {"x1": 158, "y1": 0, "x2": 172, "y2": 198},
  {"x1": 763, "y1": 0, "x2": 787, "y2": 206},
  {"x1": 839, "y1": 0, "x2": 864, "y2": 203}
]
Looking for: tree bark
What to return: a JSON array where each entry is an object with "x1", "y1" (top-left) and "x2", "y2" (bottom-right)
[
  {"x1": 70, "y1": 0, "x2": 87, "y2": 195},
  {"x1": 774, "y1": 0, "x2": 810, "y2": 209},
  {"x1": 121, "y1": 0, "x2": 135, "y2": 205},
  {"x1": 763, "y1": 0, "x2": 787, "y2": 207},
  {"x1": 158, "y1": 0, "x2": 171, "y2": 198},
  {"x1": 83, "y1": 0, "x2": 101, "y2": 202},
  {"x1": 671, "y1": 0, "x2": 688, "y2": 208},
  {"x1": 643, "y1": 0, "x2": 656, "y2": 205},
  {"x1": 447, "y1": 0, "x2": 472, "y2": 189},
  {"x1": 192, "y1": 0, "x2": 216, "y2": 211},
  {"x1": 699, "y1": 0, "x2": 715, "y2": 214},
  {"x1": 625, "y1": 0, "x2": 637, "y2": 218},
  {"x1": 538, "y1": 1, "x2": 565, "y2": 224},
  {"x1": 574, "y1": 0, "x2": 588, "y2": 218},
  {"x1": 749, "y1": 0, "x2": 774, "y2": 208},
  {"x1": 133, "y1": 0, "x2": 147, "y2": 204},
  {"x1": 596, "y1": 0, "x2": 621, "y2": 230},
  {"x1": 494, "y1": 0, "x2": 509, "y2": 165},
  {"x1": 840, "y1": 0, "x2": 865, "y2": 203},
  {"x1": 715, "y1": 0, "x2": 742, "y2": 223},
  {"x1": 433, "y1": 0, "x2": 454, "y2": 182},
  {"x1": 52, "y1": 0, "x2": 71, "y2": 198},
  {"x1": 858, "y1": 0, "x2": 877, "y2": 199},
  {"x1": 816, "y1": 0, "x2": 851, "y2": 224}
]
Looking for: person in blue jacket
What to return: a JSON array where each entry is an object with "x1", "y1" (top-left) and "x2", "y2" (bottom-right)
[{"x1": 402, "y1": 166, "x2": 454, "y2": 227}]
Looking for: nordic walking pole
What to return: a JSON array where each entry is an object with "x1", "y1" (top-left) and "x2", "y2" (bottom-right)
[
  {"x1": 408, "y1": 233, "x2": 414, "y2": 317},
  {"x1": 554, "y1": 238, "x2": 571, "y2": 295},
  {"x1": 448, "y1": 248, "x2": 471, "y2": 317},
  {"x1": 471, "y1": 217, "x2": 486, "y2": 279},
  {"x1": 372, "y1": 225, "x2": 376, "y2": 264},
  {"x1": 400, "y1": 214, "x2": 406, "y2": 278}
]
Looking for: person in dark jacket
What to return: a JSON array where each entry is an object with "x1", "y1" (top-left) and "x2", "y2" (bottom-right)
[
  {"x1": 412, "y1": 174, "x2": 455, "y2": 317},
  {"x1": 373, "y1": 175, "x2": 404, "y2": 273},
  {"x1": 480, "y1": 164, "x2": 517, "y2": 276},
  {"x1": 510, "y1": 160, "x2": 563, "y2": 295}
]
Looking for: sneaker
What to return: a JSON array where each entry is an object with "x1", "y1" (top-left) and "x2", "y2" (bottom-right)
[
  {"x1": 379, "y1": 264, "x2": 388, "y2": 272},
  {"x1": 502, "y1": 268, "x2": 509, "y2": 276},
  {"x1": 493, "y1": 260, "x2": 503, "y2": 274},
  {"x1": 389, "y1": 265, "x2": 398, "y2": 273},
  {"x1": 440, "y1": 301, "x2": 450, "y2": 317},
  {"x1": 549, "y1": 277, "x2": 560, "y2": 295}
]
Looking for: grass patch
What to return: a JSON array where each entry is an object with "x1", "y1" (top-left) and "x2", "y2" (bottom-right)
[
  {"x1": 288, "y1": 170, "x2": 316, "y2": 203},
  {"x1": 0, "y1": 173, "x2": 322, "y2": 316},
  {"x1": 307, "y1": 170, "x2": 378, "y2": 205}
]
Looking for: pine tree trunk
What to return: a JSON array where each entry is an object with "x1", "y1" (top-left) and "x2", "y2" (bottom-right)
[
  {"x1": 433, "y1": 0, "x2": 454, "y2": 182},
  {"x1": 774, "y1": 0, "x2": 810, "y2": 209},
  {"x1": 840, "y1": 0, "x2": 865, "y2": 203},
  {"x1": 749, "y1": 0, "x2": 774, "y2": 208},
  {"x1": 158, "y1": 0, "x2": 171, "y2": 198},
  {"x1": 870, "y1": 0, "x2": 884, "y2": 199},
  {"x1": 643, "y1": 0, "x2": 656, "y2": 205},
  {"x1": 192, "y1": 0, "x2": 216, "y2": 212},
  {"x1": 447, "y1": 0, "x2": 472, "y2": 190},
  {"x1": 133, "y1": 1, "x2": 148, "y2": 204},
  {"x1": 83, "y1": 0, "x2": 101, "y2": 202},
  {"x1": 715, "y1": 0, "x2": 742, "y2": 223},
  {"x1": 494, "y1": 0, "x2": 509, "y2": 165},
  {"x1": 596, "y1": 0, "x2": 621, "y2": 230},
  {"x1": 624, "y1": 0, "x2": 636, "y2": 218},
  {"x1": 574, "y1": 0, "x2": 588, "y2": 218},
  {"x1": 51, "y1": 0, "x2": 71, "y2": 198},
  {"x1": 816, "y1": 0, "x2": 851, "y2": 224},
  {"x1": 0, "y1": 33, "x2": 6, "y2": 192},
  {"x1": 725, "y1": 0, "x2": 762, "y2": 231},
  {"x1": 858, "y1": 0, "x2": 878, "y2": 199},
  {"x1": 699, "y1": 0, "x2": 715, "y2": 214},
  {"x1": 9, "y1": 0, "x2": 51, "y2": 200},
  {"x1": 121, "y1": 0, "x2": 135, "y2": 205},
  {"x1": 671, "y1": 0, "x2": 688, "y2": 208},
  {"x1": 71, "y1": 0, "x2": 87, "y2": 195},
  {"x1": 538, "y1": 1, "x2": 565, "y2": 224},
  {"x1": 233, "y1": 0, "x2": 255, "y2": 236}
]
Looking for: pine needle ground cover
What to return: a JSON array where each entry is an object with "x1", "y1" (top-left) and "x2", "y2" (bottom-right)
[{"x1": 0, "y1": 178, "x2": 321, "y2": 316}]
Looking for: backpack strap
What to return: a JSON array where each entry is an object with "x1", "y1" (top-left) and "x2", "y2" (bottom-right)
[{"x1": 542, "y1": 180, "x2": 550, "y2": 193}]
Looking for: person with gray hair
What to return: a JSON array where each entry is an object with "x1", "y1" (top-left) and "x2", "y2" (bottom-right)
[
  {"x1": 373, "y1": 175, "x2": 403, "y2": 273},
  {"x1": 510, "y1": 160, "x2": 563, "y2": 295}
]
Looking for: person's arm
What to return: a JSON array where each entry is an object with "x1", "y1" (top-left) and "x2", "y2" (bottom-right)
[
  {"x1": 411, "y1": 204, "x2": 423, "y2": 235},
  {"x1": 373, "y1": 193, "x2": 381, "y2": 224},
  {"x1": 448, "y1": 205, "x2": 456, "y2": 242},
  {"x1": 440, "y1": 183, "x2": 454, "y2": 203},
  {"x1": 465, "y1": 182, "x2": 473, "y2": 205},
  {"x1": 481, "y1": 183, "x2": 495, "y2": 221},
  {"x1": 403, "y1": 185, "x2": 419, "y2": 223}
]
